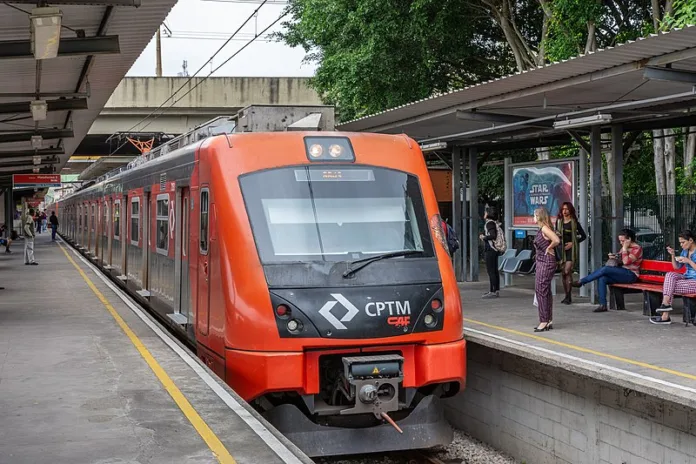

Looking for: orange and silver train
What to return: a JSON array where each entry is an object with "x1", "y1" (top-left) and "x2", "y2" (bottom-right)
[{"x1": 56, "y1": 117, "x2": 466, "y2": 457}]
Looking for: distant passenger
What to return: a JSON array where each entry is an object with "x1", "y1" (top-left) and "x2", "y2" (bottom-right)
[
  {"x1": 49, "y1": 211, "x2": 59, "y2": 241},
  {"x1": 24, "y1": 209, "x2": 37, "y2": 265},
  {"x1": 0, "y1": 224, "x2": 12, "y2": 254},
  {"x1": 650, "y1": 230, "x2": 696, "y2": 325},
  {"x1": 555, "y1": 202, "x2": 586, "y2": 305},
  {"x1": 479, "y1": 206, "x2": 504, "y2": 299},
  {"x1": 573, "y1": 228, "x2": 642, "y2": 313}
]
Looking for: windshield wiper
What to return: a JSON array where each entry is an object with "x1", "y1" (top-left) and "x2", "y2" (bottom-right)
[{"x1": 342, "y1": 250, "x2": 423, "y2": 278}]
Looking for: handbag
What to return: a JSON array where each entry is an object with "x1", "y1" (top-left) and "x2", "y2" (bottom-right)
[{"x1": 605, "y1": 253, "x2": 623, "y2": 267}]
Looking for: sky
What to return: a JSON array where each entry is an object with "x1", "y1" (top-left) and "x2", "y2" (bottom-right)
[{"x1": 127, "y1": 0, "x2": 317, "y2": 77}]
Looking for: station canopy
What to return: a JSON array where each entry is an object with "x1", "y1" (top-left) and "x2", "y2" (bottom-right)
[
  {"x1": 337, "y1": 26, "x2": 696, "y2": 153},
  {"x1": 0, "y1": 0, "x2": 176, "y2": 187}
]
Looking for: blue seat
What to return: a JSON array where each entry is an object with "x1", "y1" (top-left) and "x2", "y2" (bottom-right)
[{"x1": 497, "y1": 249, "x2": 518, "y2": 271}]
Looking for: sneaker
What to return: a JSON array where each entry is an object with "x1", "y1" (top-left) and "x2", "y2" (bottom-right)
[
  {"x1": 649, "y1": 316, "x2": 671, "y2": 325},
  {"x1": 593, "y1": 305, "x2": 608, "y2": 313},
  {"x1": 656, "y1": 304, "x2": 673, "y2": 313},
  {"x1": 482, "y1": 292, "x2": 499, "y2": 299}
]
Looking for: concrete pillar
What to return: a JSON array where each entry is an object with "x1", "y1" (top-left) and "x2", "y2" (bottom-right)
[
  {"x1": 3, "y1": 188, "x2": 11, "y2": 233},
  {"x1": 504, "y1": 157, "x2": 513, "y2": 288},
  {"x1": 452, "y1": 147, "x2": 465, "y2": 281},
  {"x1": 590, "y1": 127, "x2": 603, "y2": 304},
  {"x1": 578, "y1": 149, "x2": 589, "y2": 297},
  {"x1": 611, "y1": 125, "x2": 624, "y2": 251},
  {"x1": 469, "y1": 147, "x2": 479, "y2": 282}
]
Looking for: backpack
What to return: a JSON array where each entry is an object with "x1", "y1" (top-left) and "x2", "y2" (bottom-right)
[
  {"x1": 443, "y1": 221, "x2": 460, "y2": 255},
  {"x1": 490, "y1": 220, "x2": 507, "y2": 253}
]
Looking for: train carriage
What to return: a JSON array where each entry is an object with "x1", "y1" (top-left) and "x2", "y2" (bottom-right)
[{"x1": 57, "y1": 112, "x2": 466, "y2": 457}]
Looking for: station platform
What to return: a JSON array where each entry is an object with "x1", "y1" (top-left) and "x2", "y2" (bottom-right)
[
  {"x1": 0, "y1": 233, "x2": 311, "y2": 464},
  {"x1": 459, "y1": 273, "x2": 696, "y2": 408}
]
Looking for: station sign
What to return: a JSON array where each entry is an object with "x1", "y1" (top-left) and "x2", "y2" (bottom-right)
[{"x1": 13, "y1": 174, "x2": 61, "y2": 189}]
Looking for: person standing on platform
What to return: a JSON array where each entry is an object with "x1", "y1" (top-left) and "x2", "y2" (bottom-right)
[
  {"x1": 24, "y1": 209, "x2": 37, "y2": 265},
  {"x1": 533, "y1": 207, "x2": 560, "y2": 332},
  {"x1": 49, "y1": 211, "x2": 59, "y2": 241},
  {"x1": 479, "y1": 206, "x2": 503, "y2": 299},
  {"x1": 555, "y1": 202, "x2": 586, "y2": 305}
]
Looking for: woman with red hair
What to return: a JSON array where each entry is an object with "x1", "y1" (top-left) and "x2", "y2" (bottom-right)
[{"x1": 555, "y1": 202, "x2": 586, "y2": 304}]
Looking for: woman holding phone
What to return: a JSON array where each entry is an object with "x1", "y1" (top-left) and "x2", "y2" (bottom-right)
[
  {"x1": 572, "y1": 229, "x2": 643, "y2": 313},
  {"x1": 650, "y1": 230, "x2": 696, "y2": 325},
  {"x1": 533, "y1": 207, "x2": 561, "y2": 332}
]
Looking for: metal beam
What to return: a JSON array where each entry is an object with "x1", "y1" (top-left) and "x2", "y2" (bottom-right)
[
  {"x1": 0, "y1": 92, "x2": 88, "y2": 98},
  {"x1": 567, "y1": 131, "x2": 591, "y2": 153},
  {"x1": 7, "y1": 0, "x2": 139, "y2": 4},
  {"x1": 0, "y1": 129, "x2": 73, "y2": 144},
  {"x1": 0, "y1": 36, "x2": 120, "y2": 60},
  {"x1": 578, "y1": 148, "x2": 588, "y2": 297},
  {"x1": 0, "y1": 156, "x2": 59, "y2": 165},
  {"x1": 456, "y1": 110, "x2": 554, "y2": 128},
  {"x1": 643, "y1": 66, "x2": 696, "y2": 84},
  {"x1": 0, "y1": 148, "x2": 64, "y2": 157},
  {"x1": 0, "y1": 163, "x2": 55, "y2": 173},
  {"x1": 0, "y1": 98, "x2": 88, "y2": 115}
]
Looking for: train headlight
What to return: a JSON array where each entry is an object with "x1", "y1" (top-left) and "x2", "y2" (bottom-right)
[
  {"x1": 304, "y1": 137, "x2": 355, "y2": 162},
  {"x1": 424, "y1": 313, "x2": 437, "y2": 328},
  {"x1": 308, "y1": 144, "x2": 323, "y2": 158},
  {"x1": 287, "y1": 319, "x2": 303, "y2": 333}
]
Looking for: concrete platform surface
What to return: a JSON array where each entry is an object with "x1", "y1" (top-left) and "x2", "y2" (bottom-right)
[
  {"x1": 0, "y1": 233, "x2": 310, "y2": 464},
  {"x1": 460, "y1": 273, "x2": 696, "y2": 408}
]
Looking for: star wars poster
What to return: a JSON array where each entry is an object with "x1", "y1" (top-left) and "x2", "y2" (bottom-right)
[{"x1": 512, "y1": 161, "x2": 575, "y2": 227}]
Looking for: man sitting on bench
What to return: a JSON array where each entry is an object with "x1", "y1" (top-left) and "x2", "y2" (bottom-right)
[
  {"x1": 650, "y1": 230, "x2": 696, "y2": 325},
  {"x1": 573, "y1": 228, "x2": 643, "y2": 313}
]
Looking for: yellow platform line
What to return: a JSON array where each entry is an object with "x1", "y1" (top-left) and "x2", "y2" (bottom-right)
[
  {"x1": 464, "y1": 317, "x2": 696, "y2": 382},
  {"x1": 59, "y1": 244, "x2": 236, "y2": 464}
]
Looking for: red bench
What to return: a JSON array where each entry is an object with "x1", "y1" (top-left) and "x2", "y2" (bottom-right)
[{"x1": 609, "y1": 259, "x2": 696, "y2": 322}]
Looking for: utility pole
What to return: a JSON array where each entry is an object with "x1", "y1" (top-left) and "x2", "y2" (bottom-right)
[{"x1": 156, "y1": 28, "x2": 162, "y2": 77}]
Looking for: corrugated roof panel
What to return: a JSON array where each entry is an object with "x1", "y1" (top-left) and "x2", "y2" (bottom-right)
[
  {"x1": 0, "y1": 0, "x2": 177, "y2": 176},
  {"x1": 339, "y1": 26, "x2": 696, "y2": 132}
]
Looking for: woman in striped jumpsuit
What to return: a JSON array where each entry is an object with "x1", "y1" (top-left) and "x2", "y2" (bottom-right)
[
  {"x1": 533, "y1": 207, "x2": 561, "y2": 332},
  {"x1": 651, "y1": 230, "x2": 696, "y2": 325}
]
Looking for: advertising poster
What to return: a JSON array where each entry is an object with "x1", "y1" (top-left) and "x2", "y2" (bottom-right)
[{"x1": 512, "y1": 161, "x2": 575, "y2": 227}]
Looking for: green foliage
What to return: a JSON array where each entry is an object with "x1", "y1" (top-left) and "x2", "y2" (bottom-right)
[
  {"x1": 276, "y1": 0, "x2": 514, "y2": 122},
  {"x1": 544, "y1": 0, "x2": 605, "y2": 61},
  {"x1": 663, "y1": 0, "x2": 696, "y2": 29}
]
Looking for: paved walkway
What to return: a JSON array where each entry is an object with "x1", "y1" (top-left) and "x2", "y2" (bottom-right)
[
  {"x1": 0, "y1": 233, "x2": 309, "y2": 464},
  {"x1": 460, "y1": 272, "x2": 696, "y2": 406}
]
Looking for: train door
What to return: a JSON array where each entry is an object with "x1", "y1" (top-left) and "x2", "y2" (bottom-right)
[
  {"x1": 197, "y1": 187, "x2": 210, "y2": 337},
  {"x1": 172, "y1": 187, "x2": 192, "y2": 335}
]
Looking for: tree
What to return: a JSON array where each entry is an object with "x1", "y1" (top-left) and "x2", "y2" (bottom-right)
[{"x1": 276, "y1": 0, "x2": 514, "y2": 122}]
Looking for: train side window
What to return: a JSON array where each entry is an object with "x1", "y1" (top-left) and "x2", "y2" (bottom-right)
[
  {"x1": 200, "y1": 189, "x2": 209, "y2": 254},
  {"x1": 156, "y1": 194, "x2": 169, "y2": 254},
  {"x1": 130, "y1": 197, "x2": 140, "y2": 245},
  {"x1": 114, "y1": 200, "x2": 121, "y2": 239}
]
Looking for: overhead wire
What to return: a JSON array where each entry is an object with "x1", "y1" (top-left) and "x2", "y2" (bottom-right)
[{"x1": 107, "y1": 0, "x2": 274, "y2": 154}]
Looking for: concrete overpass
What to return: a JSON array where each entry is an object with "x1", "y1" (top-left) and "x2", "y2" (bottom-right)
[{"x1": 88, "y1": 76, "x2": 322, "y2": 135}]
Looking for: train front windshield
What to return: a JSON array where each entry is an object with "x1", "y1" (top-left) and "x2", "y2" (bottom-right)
[{"x1": 240, "y1": 166, "x2": 435, "y2": 263}]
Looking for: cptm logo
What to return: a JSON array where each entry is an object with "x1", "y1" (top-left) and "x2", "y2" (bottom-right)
[{"x1": 318, "y1": 294, "x2": 412, "y2": 330}]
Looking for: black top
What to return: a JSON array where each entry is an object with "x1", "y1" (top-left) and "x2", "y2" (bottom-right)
[
  {"x1": 560, "y1": 219, "x2": 587, "y2": 243},
  {"x1": 483, "y1": 220, "x2": 498, "y2": 252}
]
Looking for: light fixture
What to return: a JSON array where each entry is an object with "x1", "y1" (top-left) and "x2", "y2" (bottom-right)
[
  {"x1": 30, "y1": 7, "x2": 62, "y2": 60},
  {"x1": 31, "y1": 135, "x2": 43, "y2": 149},
  {"x1": 553, "y1": 114, "x2": 612, "y2": 130},
  {"x1": 33, "y1": 155, "x2": 41, "y2": 165},
  {"x1": 30, "y1": 100, "x2": 47, "y2": 121},
  {"x1": 420, "y1": 142, "x2": 448, "y2": 153}
]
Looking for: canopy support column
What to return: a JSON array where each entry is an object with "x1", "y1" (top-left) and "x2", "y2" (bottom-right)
[
  {"x1": 590, "y1": 127, "x2": 603, "y2": 304},
  {"x1": 452, "y1": 147, "x2": 465, "y2": 281},
  {"x1": 611, "y1": 125, "x2": 624, "y2": 250},
  {"x1": 504, "y1": 157, "x2": 513, "y2": 288},
  {"x1": 578, "y1": 148, "x2": 589, "y2": 297},
  {"x1": 468, "y1": 147, "x2": 479, "y2": 282}
]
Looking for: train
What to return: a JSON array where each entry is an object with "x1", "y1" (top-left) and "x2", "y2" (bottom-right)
[{"x1": 55, "y1": 107, "x2": 467, "y2": 457}]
